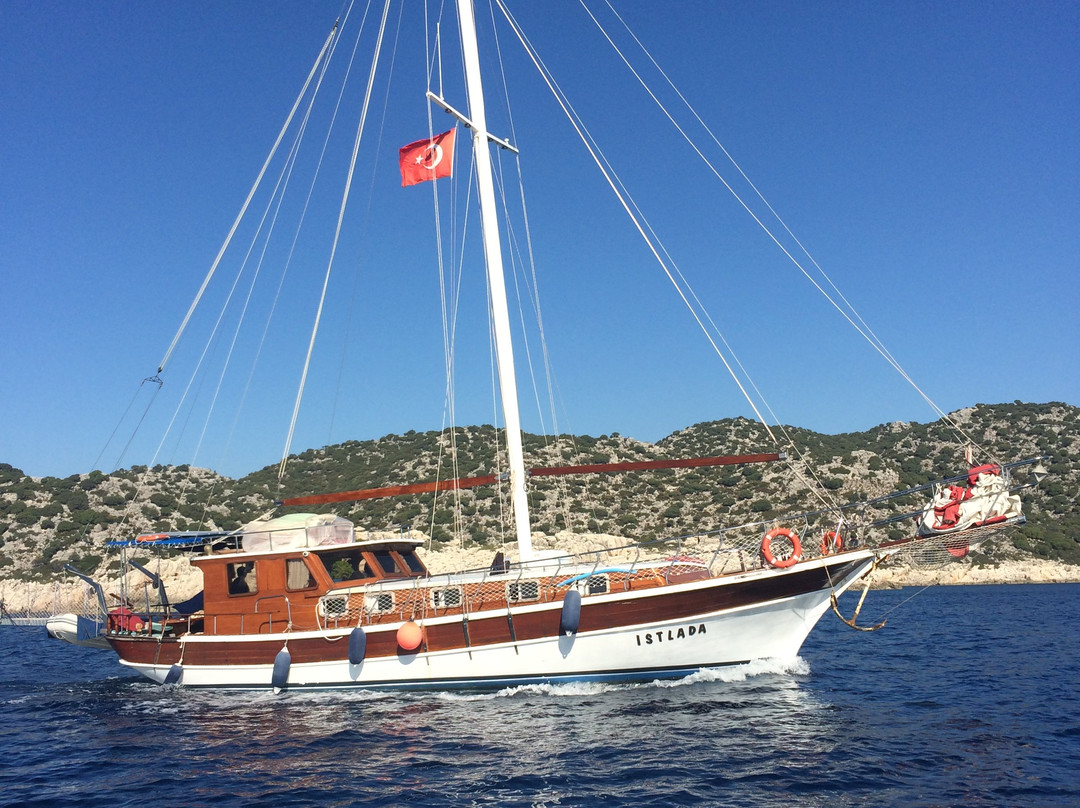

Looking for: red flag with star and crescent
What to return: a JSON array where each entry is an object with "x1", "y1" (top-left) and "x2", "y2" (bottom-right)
[{"x1": 399, "y1": 128, "x2": 456, "y2": 187}]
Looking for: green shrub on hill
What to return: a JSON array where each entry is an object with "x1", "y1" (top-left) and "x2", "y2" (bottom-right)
[{"x1": 0, "y1": 403, "x2": 1076, "y2": 579}]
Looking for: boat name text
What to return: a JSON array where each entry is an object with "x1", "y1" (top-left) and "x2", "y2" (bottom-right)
[{"x1": 635, "y1": 624, "x2": 707, "y2": 646}]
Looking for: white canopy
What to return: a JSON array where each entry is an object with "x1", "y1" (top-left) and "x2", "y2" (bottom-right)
[{"x1": 240, "y1": 513, "x2": 354, "y2": 553}]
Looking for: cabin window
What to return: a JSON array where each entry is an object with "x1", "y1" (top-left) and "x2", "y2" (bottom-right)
[
  {"x1": 227, "y1": 562, "x2": 256, "y2": 595},
  {"x1": 432, "y1": 587, "x2": 462, "y2": 609},
  {"x1": 586, "y1": 575, "x2": 609, "y2": 596},
  {"x1": 507, "y1": 580, "x2": 540, "y2": 603},
  {"x1": 372, "y1": 550, "x2": 402, "y2": 575},
  {"x1": 286, "y1": 559, "x2": 316, "y2": 591},
  {"x1": 365, "y1": 592, "x2": 395, "y2": 614},
  {"x1": 319, "y1": 549, "x2": 374, "y2": 583},
  {"x1": 399, "y1": 550, "x2": 426, "y2": 574}
]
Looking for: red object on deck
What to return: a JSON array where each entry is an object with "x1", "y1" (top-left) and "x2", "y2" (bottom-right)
[
  {"x1": 967, "y1": 464, "x2": 1001, "y2": 485},
  {"x1": 279, "y1": 452, "x2": 784, "y2": 507},
  {"x1": 934, "y1": 484, "x2": 973, "y2": 530},
  {"x1": 108, "y1": 607, "x2": 145, "y2": 633}
]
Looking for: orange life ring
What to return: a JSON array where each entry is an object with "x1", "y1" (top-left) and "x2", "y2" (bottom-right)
[
  {"x1": 819, "y1": 530, "x2": 843, "y2": 555},
  {"x1": 761, "y1": 527, "x2": 802, "y2": 568}
]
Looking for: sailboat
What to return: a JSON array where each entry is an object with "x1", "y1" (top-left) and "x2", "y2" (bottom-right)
[{"x1": 51, "y1": 0, "x2": 1046, "y2": 690}]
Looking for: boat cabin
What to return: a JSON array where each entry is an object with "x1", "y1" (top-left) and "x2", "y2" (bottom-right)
[{"x1": 191, "y1": 538, "x2": 428, "y2": 635}]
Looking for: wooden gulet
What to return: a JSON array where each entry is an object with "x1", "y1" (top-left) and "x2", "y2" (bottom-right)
[
  {"x1": 95, "y1": 452, "x2": 1040, "y2": 690},
  {"x1": 51, "y1": 0, "x2": 1048, "y2": 692},
  {"x1": 105, "y1": 525, "x2": 879, "y2": 690}
]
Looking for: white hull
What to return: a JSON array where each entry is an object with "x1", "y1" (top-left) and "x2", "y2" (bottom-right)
[{"x1": 120, "y1": 554, "x2": 875, "y2": 690}]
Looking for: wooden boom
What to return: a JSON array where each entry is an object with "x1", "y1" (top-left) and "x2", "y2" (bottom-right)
[{"x1": 279, "y1": 452, "x2": 785, "y2": 507}]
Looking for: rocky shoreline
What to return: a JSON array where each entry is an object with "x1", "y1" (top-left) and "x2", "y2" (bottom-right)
[{"x1": 865, "y1": 557, "x2": 1080, "y2": 588}]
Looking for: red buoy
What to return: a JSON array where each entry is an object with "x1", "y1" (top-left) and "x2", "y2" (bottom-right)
[{"x1": 397, "y1": 621, "x2": 423, "y2": 651}]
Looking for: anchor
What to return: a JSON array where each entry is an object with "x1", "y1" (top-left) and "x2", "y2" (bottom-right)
[{"x1": 830, "y1": 557, "x2": 887, "y2": 632}]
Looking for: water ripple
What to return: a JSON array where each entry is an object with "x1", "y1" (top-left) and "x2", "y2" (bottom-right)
[{"x1": 2, "y1": 584, "x2": 1079, "y2": 807}]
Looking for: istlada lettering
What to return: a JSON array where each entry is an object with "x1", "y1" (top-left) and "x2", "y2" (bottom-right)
[{"x1": 635, "y1": 624, "x2": 706, "y2": 646}]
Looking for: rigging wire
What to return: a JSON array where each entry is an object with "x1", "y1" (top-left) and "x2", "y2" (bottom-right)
[
  {"x1": 426, "y1": 3, "x2": 453, "y2": 545},
  {"x1": 488, "y1": 151, "x2": 582, "y2": 533},
  {"x1": 493, "y1": 0, "x2": 778, "y2": 449},
  {"x1": 150, "y1": 9, "x2": 353, "y2": 497},
  {"x1": 279, "y1": 0, "x2": 394, "y2": 482},
  {"x1": 329, "y1": 0, "x2": 404, "y2": 443},
  {"x1": 96, "y1": 19, "x2": 348, "y2": 537},
  {"x1": 157, "y1": 23, "x2": 341, "y2": 376},
  {"x1": 491, "y1": 0, "x2": 845, "y2": 513},
  {"x1": 587, "y1": 0, "x2": 989, "y2": 459},
  {"x1": 572, "y1": 0, "x2": 997, "y2": 495},
  {"x1": 106, "y1": 5, "x2": 367, "y2": 537},
  {"x1": 94, "y1": 377, "x2": 164, "y2": 542},
  {"x1": 229, "y1": 2, "x2": 365, "y2": 477},
  {"x1": 93, "y1": 375, "x2": 162, "y2": 475},
  {"x1": 482, "y1": 0, "x2": 549, "y2": 439},
  {"x1": 186, "y1": 19, "x2": 354, "y2": 524},
  {"x1": 491, "y1": 0, "x2": 1004, "y2": 514},
  {"x1": 428, "y1": 0, "x2": 472, "y2": 549},
  {"x1": 192, "y1": 93, "x2": 322, "y2": 467}
]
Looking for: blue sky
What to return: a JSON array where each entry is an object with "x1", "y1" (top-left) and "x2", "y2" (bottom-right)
[{"x1": 1, "y1": 0, "x2": 1077, "y2": 481}]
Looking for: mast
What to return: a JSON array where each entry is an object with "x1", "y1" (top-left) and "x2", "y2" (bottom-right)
[{"x1": 455, "y1": 0, "x2": 535, "y2": 562}]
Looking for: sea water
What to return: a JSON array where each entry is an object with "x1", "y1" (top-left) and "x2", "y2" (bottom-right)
[{"x1": 1, "y1": 584, "x2": 1078, "y2": 807}]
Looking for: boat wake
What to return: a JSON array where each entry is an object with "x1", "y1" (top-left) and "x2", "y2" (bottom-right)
[
  {"x1": 436, "y1": 657, "x2": 811, "y2": 702},
  {"x1": 658, "y1": 656, "x2": 810, "y2": 686}
]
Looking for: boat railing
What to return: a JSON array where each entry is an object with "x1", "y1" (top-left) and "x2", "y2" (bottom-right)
[
  {"x1": 254, "y1": 594, "x2": 293, "y2": 634},
  {"x1": 311, "y1": 554, "x2": 599, "y2": 629},
  {"x1": 326, "y1": 544, "x2": 717, "y2": 628},
  {"x1": 2, "y1": 579, "x2": 109, "y2": 624},
  {"x1": 307, "y1": 472, "x2": 1033, "y2": 631}
]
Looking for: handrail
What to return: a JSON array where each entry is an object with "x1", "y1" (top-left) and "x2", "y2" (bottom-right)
[{"x1": 254, "y1": 594, "x2": 292, "y2": 634}]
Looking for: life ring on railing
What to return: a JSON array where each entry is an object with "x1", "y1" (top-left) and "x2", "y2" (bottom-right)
[
  {"x1": 761, "y1": 528, "x2": 802, "y2": 569},
  {"x1": 819, "y1": 530, "x2": 843, "y2": 555}
]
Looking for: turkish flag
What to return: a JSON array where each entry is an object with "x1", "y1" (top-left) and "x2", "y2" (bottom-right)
[{"x1": 399, "y1": 128, "x2": 456, "y2": 187}]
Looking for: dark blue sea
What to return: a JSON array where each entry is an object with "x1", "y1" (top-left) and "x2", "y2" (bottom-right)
[{"x1": 2, "y1": 584, "x2": 1078, "y2": 807}]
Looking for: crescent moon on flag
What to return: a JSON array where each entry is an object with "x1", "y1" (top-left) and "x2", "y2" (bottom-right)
[{"x1": 420, "y1": 144, "x2": 444, "y2": 170}]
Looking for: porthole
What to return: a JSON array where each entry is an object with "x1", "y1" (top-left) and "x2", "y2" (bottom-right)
[
  {"x1": 320, "y1": 595, "x2": 348, "y2": 618},
  {"x1": 364, "y1": 592, "x2": 395, "y2": 614},
  {"x1": 432, "y1": 587, "x2": 462, "y2": 609},
  {"x1": 507, "y1": 580, "x2": 540, "y2": 603},
  {"x1": 586, "y1": 575, "x2": 609, "y2": 595}
]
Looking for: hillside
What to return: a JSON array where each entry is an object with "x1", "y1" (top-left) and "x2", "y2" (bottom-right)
[{"x1": 0, "y1": 401, "x2": 1077, "y2": 584}]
